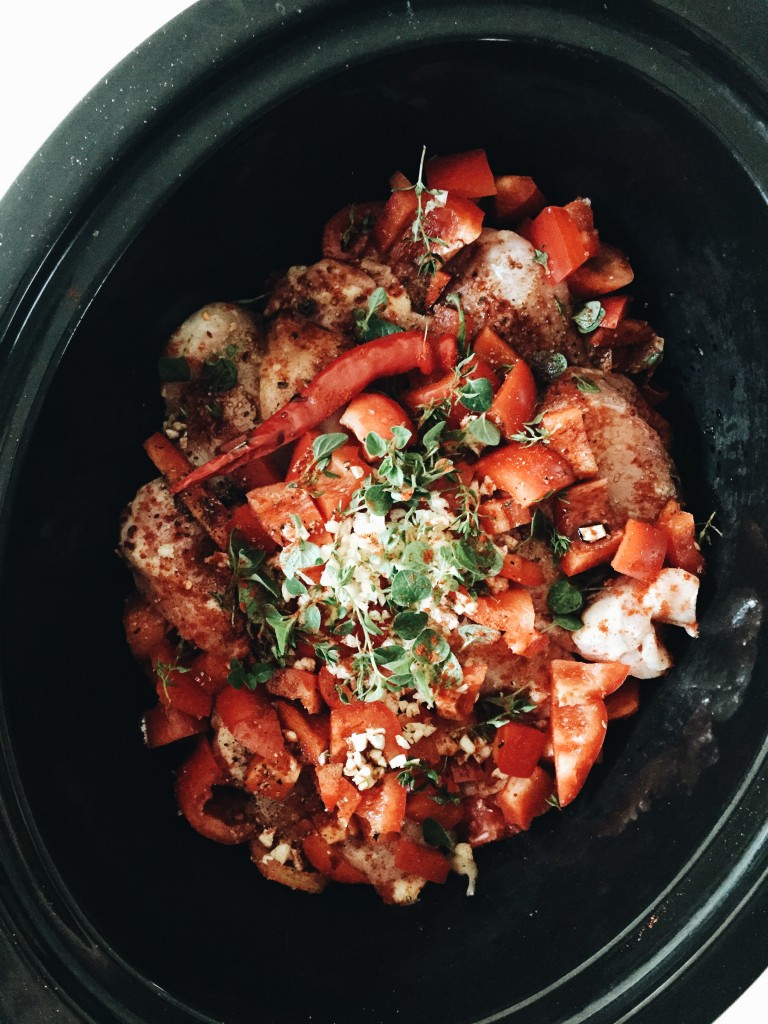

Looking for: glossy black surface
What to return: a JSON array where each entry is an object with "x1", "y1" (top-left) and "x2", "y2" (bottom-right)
[{"x1": 0, "y1": 2, "x2": 767, "y2": 1023}]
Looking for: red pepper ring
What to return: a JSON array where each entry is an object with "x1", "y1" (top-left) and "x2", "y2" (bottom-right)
[{"x1": 172, "y1": 330, "x2": 437, "y2": 492}]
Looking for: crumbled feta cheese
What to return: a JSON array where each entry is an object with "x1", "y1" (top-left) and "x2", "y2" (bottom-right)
[{"x1": 578, "y1": 523, "x2": 608, "y2": 543}]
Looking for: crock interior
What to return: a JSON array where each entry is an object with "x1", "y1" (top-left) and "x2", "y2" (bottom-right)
[{"x1": 2, "y1": 35, "x2": 767, "y2": 1024}]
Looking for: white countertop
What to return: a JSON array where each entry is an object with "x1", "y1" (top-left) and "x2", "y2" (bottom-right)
[{"x1": 0, "y1": 3, "x2": 764, "y2": 1023}]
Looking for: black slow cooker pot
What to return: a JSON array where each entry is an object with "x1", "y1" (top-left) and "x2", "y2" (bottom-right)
[{"x1": 1, "y1": 2, "x2": 767, "y2": 1022}]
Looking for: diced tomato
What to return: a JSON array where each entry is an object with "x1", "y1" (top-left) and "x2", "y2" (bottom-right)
[
  {"x1": 560, "y1": 530, "x2": 624, "y2": 576},
  {"x1": 479, "y1": 496, "x2": 532, "y2": 534},
  {"x1": 142, "y1": 703, "x2": 207, "y2": 749},
  {"x1": 563, "y1": 198, "x2": 600, "y2": 259},
  {"x1": 228, "y1": 502, "x2": 279, "y2": 554},
  {"x1": 405, "y1": 790, "x2": 464, "y2": 829},
  {"x1": 472, "y1": 325, "x2": 520, "y2": 370},
  {"x1": 285, "y1": 430, "x2": 320, "y2": 483},
  {"x1": 339, "y1": 393, "x2": 414, "y2": 450},
  {"x1": 611, "y1": 519, "x2": 667, "y2": 581},
  {"x1": 316, "y1": 664, "x2": 354, "y2": 710},
  {"x1": 550, "y1": 701, "x2": 607, "y2": 806},
  {"x1": 246, "y1": 482, "x2": 329, "y2": 546},
  {"x1": 528, "y1": 206, "x2": 594, "y2": 284},
  {"x1": 657, "y1": 499, "x2": 705, "y2": 575},
  {"x1": 492, "y1": 175, "x2": 546, "y2": 223},
  {"x1": 394, "y1": 838, "x2": 452, "y2": 884},
  {"x1": 406, "y1": 716, "x2": 453, "y2": 766},
  {"x1": 215, "y1": 687, "x2": 300, "y2": 799},
  {"x1": 605, "y1": 678, "x2": 641, "y2": 720},
  {"x1": 189, "y1": 651, "x2": 230, "y2": 696},
  {"x1": 597, "y1": 294, "x2": 632, "y2": 330},
  {"x1": 175, "y1": 737, "x2": 255, "y2": 845},
  {"x1": 463, "y1": 795, "x2": 509, "y2": 846},
  {"x1": 302, "y1": 833, "x2": 369, "y2": 884},
  {"x1": 475, "y1": 442, "x2": 576, "y2": 507},
  {"x1": 123, "y1": 595, "x2": 167, "y2": 661},
  {"x1": 467, "y1": 588, "x2": 537, "y2": 654},
  {"x1": 306, "y1": 442, "x2": 369, "y2": 521},
  {"x1": 401, "y1": 356, "x2": 499, "y2": 429},
  {"x1": 434, "y1": 660, "x2": 487, "y2": 721},
  {"x1": 329, "y1": 701, "x2": 404, "y2": 763},
  {"x1": 425, "y1": 148, "x2": 497, "y2": 198},
  {"x1": 427, "y1": 195, "x2": 486, "y2": 252},
  {"x1": 589, "y1": 318, "x2": 655, "y2": 349},
  {"x1": 540, "y1": 407, "x2": 598, "y2": 480},
  {"x1": 322, "y1": 201, "x2": 384, "y2": 261},
  {"x1": 150, "y1": 641, "x2": 211, "y2": 719},
  {"x1": 434, "y1": 332, "x2": 459, "y2": 372},
  {"x1": 266, "y1": 667, "x2": 321, "y2": 714},
  {"x1": 567, "y1": 243, "x2": 634, "y2": 298},
  {"x1": 372, "y1": 188, "x2": 418, "y2": 251},
  {"x1": 492, "y1": 722, "x2": 547, "y2": 778},
  {"x1": 495, "y1": 766, "x2": 553, "y2": 829},
  {"x1": 522, "y1": 631, "x2": 550, "y2": 659},
  {"x1": 275, "y1": 701, "x2": 329, "y2": 766},
  {"x1": 550, "y1": 659, "x2": 630, "y2": 705},
  {"x1": 355, "y1": 772, "x2": 407, "y2": 839},
  {"x1": 314, "y1": 763, "x2": 362, "y2": 825},
  {"x1": 554, "y1": 478, "x2": 612, "y2": 538},
  {"x1": 498, "y1": 552, "x2": 545, "y2": 587},
  {"x1": 425, "y1": 269, "x2": 452, "y2": 308},
  {"x1": 230, "y1": 454, "x2": 283, "y2": 493},
  {"x1": 488, "y1": 357, "x2": 538, "y2": 439}
]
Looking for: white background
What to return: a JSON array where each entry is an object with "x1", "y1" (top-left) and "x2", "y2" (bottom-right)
[{"x1": 0, "y1": 3, "x2": 764, "y2": 1023}]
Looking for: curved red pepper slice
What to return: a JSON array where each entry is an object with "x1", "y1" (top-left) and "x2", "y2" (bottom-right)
[
  {"x1": 172, "y1": 331, "x2": 436, "y2": 492},
  {"x1": 174, "y1": 737, "x2": 256, "y2": 845}
]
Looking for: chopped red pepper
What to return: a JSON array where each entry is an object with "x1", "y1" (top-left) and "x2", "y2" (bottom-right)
[{"x1": 425, "y1": 148, "x2": 497, "y2": 198}]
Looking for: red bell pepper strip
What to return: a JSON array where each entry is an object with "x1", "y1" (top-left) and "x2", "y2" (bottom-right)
[
  {"x1": 175, "y1": 737, "x2": 256, "y2": 845},
  {"x1": 172, "y1": 331, "x2": 436, "y2": 492},
  {"x1": 528, "y1": 205, "x2": 594, "y2": 284},
  {"x1": 394, "y1": 838, "x2": 451, "y2": 884},
  {"x1": 611, "y1": 519, "x2": 668, "y2": 580},
  {"x1": 495, "y1": 766, "x2": 553, "y2": 829}
]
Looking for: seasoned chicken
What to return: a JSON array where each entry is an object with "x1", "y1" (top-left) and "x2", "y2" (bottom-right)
[
  {"x1": 161, "y1": 302, "x2": 265, "y2": 465},
  {"x1": 445, "y1": 228, "x2": 587, "y2": 363},
  {"x1": 259, "y1": 314, "x2": 348, "y2": 420},
  {"x1": 119, "y1": 478, "x2": 247, "y2": 658},
  {"x1": 265, "y1": 257, "x2": 422, "y2": 339},
  {"x1": 540, "y1": 367, "x2": 677, "y2": 522}
]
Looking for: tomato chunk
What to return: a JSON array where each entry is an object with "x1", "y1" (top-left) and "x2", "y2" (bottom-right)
[
  {"x1": 488, "y1": 357, "x2": 538, "y2": 439},
  {"x1": 426, "y1": 148, "x2": 497, "y2": 198},
  {"x1": 355, "y1": 772, "x2": 407, "y2": 839},
  {"x1": 550, "y1": 701, "x2": 607, "y2": 807},
  {"x1": 472, "y1": 325, "x2": 520, "y2": 371},
  {"x1": 329, "y1": 701, "x2": 404, "y2": 763},
  {"x1": 475, "y1": 442, "x2": 576, "y2": 508},
  {"x1": 123, "y1": 596, "x2": 167, "y2": 661},
  {"x1": 528, "y1": 206, "x2": 593, "y2": 284},
  {"x1": 275, "y1": 701, "x2": 330, "y2": 766},
  {"x1": 495, "y1": 766, "x2": 553, "y2": 829},
  {"x1": 266, "y1": 667, "x2": 322, "y2": 714},
  {"x1": 467, "y1": 588, "x2": 537, "y2": 654},
  {"x1": 315, "y1": 763, "x2": 362, "y2": 825},
  {"x1": 405, "y1": 790, "x2": 463, "y2": 829},
  {"x1": 394, "y1": 838, "x2": 452, "y2": 884},
  {"x1": 434, "y1": 661, "x2": 487, "y2": 721},
  {"x1": 550, "y1": 659, "x2": 630, "y2": 705},
  {"x1": 611, "y1": 519, "x2": 667, "y2": 581},
  {"x1": 492, "y1": 722, "x2": 547, "y2": 778},
  {"x1": 372, "y1": 188, "x2": 418, "y2": 251},
  {"x1": 498, "y1": 552, "x2": 545, "y2": 587},
  {"x1": 567, "y1": 243, "x2": 634, "y2": 298},
  {"x1": 215, "y1": 687, "x2": 300, "y2": 799},
  {"x1": 657, "y1": 499, "x2": 705, "y2": 575},
  {"x1": 142, "y1": 704, "x2": 207, "y2": 749},
  {"x1": 463, "y1": 796, "x2": 509, "y2": 847},
  {"x1": 339, "y1": 392, "x2": 414, "y2": 450},
  {"x1": 246, "y1": 482, "x2": 329, "y2": 546},
  {"x1": 302, "y1": 833, "x2": 369, "y2": 884},
  {"x1": 605, "y1": 678, "x2": 641, "y2": 720},
  {"x1": 560, "y1": 530, "x2": 624, "y2": 577},
  {"x1": 492, "y1": 174, "x2": 546, "y2": 224},
  {"x1": 150, "y1": 642, "x2": 211, "y2": 719}
]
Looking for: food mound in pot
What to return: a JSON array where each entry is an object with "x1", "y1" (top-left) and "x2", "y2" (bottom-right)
[{"x1": 119, "y1": 148, "x2": 704, "y2": 904}]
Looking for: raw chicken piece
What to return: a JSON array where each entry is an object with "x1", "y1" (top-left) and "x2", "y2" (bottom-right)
[
  {"x1": 541, "y1": 368, "x2": 677, "y2": 522},
  {"x1": 119, "y1": 478, "x2": 247, "y2": 659},
  {"x1": 445, "y1": 228, "x2": 586, "y2": 362},
  {"x1": 265, "y1": 257, "x2": 422, "y2": 339},
  {"x1": 573, "y1": 568, "x2": 699, "y2": 678},
  {"x1": 259, "y1": 314, "x2": 348, "y2": 420},
  {"x1": 161, "y1": 302, "x2": 265, "y2": 465}
]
